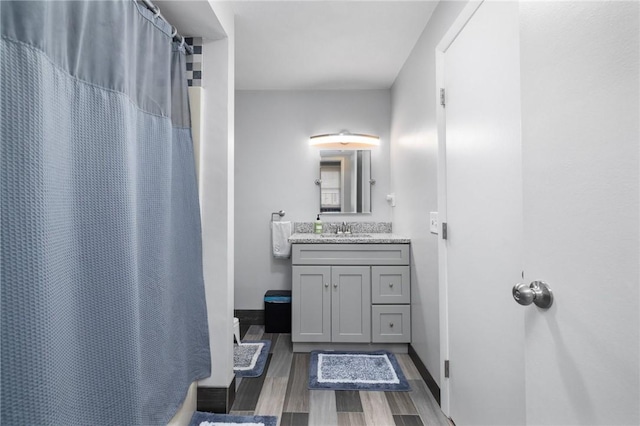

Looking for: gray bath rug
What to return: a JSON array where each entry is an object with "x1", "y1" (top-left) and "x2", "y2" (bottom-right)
[
  {"x1": 189, "y1": 411, "x2": 277, "y2": 426},
  {"x1": 233, "y1": 340, "x2": 271, "y2": 377},
  {"x1": 309, "y1": 350, "x2": 410, "y2": 391}
]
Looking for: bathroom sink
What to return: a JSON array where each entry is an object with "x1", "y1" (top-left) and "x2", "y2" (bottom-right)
[{"x1": 320, "y1": 233, "x2": 373, "y2": 238}]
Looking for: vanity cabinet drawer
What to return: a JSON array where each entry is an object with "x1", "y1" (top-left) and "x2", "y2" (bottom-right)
[
  {"x1": 372, "y1": 305, "x2": 411, "y2": 343},
  {"x1": 371, "y1": 266, "x2": 410, "y2": 304},
  {"x1": 292, "y1": 244, "x2": 409, "y2": 266}
]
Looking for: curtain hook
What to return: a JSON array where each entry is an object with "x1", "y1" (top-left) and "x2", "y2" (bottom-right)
[
  {"x1": 152, "y1": 6, "x2": 161, "y2": 19},
  {"x1": 179, "y1": 36, "x2": 185, "y2": 49},
  {"x1": 171, "y1": 26, "x2": 177, "y2": 38}
]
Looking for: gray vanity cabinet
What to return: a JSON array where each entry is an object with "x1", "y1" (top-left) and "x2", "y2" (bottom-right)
[
  {"x1": 292, "y1": 265, "x2": 371, "y2": 343},
  {"x1": 292, "y1": 244, "x2": 410, "y2": 348}
]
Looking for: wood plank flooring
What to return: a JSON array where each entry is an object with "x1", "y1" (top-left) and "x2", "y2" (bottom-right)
[{"x1": 231, "y1": 325, "x2": 450, "y2": 426}]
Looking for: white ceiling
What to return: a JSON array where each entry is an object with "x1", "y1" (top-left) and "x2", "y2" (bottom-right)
[{"x1": 231, "y1": 1, "x2": 439, "y2": 90}]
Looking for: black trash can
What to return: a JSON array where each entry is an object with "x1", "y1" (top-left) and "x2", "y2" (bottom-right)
[{"x1": 264, "y1": 290, "x2": 292, "y2": 333}]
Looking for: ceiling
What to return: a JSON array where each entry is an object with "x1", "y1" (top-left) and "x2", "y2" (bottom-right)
[{"x1": 230, "y1": 1, "x2": 439, "y2": 90}]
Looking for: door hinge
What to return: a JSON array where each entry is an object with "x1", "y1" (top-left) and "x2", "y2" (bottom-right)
[
  {"x1": 444, "y1": 360, "x2": 450, "y2": 378},
  {"x1": 442, "y1": 222, "x2": 448, "y2": 240},
  {"x1": 440, "y1": 88, "x2": 446, "y2": 107}
]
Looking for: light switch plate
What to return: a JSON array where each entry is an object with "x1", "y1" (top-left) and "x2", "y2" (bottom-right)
[{"x1": 430, "y1": 212, "x2": 439, "y2": 234}]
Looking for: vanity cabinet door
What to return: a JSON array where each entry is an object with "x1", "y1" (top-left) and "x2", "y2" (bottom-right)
[
  {"x1": 331, "y1": 266, "x2": 371, "y2": 343},
  {"x1": 292, "y1": 266, "x2": 331, "y2": 342}
]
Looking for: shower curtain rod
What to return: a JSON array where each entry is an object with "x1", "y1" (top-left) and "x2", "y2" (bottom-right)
[{"x1": 139, "y1": 0, "x2": 194, "y2": 54}]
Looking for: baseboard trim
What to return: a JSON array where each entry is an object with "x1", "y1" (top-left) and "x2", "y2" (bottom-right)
[
  {"x1": 293, "y1": 342, "x2": 408, "y2": 353},
  {"x1": 234, "y1": 309, "x2": 265, "y2": 325},
  {"x1": 408, "y1": 344, "x2": 441, "y2": 406},
  {"x1": 197, "y1": 377, "x2": 236, "y2": 413}
]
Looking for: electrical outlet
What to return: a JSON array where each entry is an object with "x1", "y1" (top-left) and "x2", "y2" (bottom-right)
[{"x1": 430, "y1": 212, "x2": 439, "y2": 234}]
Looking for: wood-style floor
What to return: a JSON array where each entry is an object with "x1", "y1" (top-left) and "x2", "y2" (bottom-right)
[{"x1": 232, "y1": 325, "x2": 450, "y2": 426}]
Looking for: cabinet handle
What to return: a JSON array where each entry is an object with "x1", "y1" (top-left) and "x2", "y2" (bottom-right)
[
  {"x1": 325, "y1": 283, "x2": 329, "y2": 288},
  {"x1": 333, "y1": 283, "x2": 338, "y2": 288},
  {"x1": 389, "y1": 283, "x2": 394, "y2": 288},
  {"x1": 389, "y1": 322, "x2": 394, "y2": 327}
]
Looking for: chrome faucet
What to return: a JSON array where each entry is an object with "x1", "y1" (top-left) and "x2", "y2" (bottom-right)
[
  {"x1": 335, "y1": 221, "x2": 351, "y2": 234},
  {"x1": 340, "y1": 221, "x2": 351, "y2": 234}
]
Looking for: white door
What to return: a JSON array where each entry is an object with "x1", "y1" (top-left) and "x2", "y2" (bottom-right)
[
  {"x1": 443, "y1": 1, "x2": 524, "y2": 424},
  {"x1": 519, "y1": 1, "x2": 639, "y2": 424},
  {"x1": 442, "y1": 1, "x2": 639, "y2": 425}
]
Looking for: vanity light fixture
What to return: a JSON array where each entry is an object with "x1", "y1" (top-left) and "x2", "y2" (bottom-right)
[{"x1": 309, "y1": 132, "x2": 380, "y2": 149}]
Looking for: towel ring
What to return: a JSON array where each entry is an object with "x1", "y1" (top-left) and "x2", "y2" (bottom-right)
[{"x1": 271, "y1": 210, "x2": 285, "y2": 222}]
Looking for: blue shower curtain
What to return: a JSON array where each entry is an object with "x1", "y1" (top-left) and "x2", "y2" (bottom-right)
[{"x1": 1, "y1": 1, "x2": 211, "y2": 424}]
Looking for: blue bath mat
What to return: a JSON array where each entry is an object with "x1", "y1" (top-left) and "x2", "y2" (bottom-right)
[
  {"x1": 189, "y1": 411, "x2": 277, "y2": 426},
  {"x1": 309, "y1": 350, "x2": 410, "y2": 391},
  {"x1": 234, "y1": 340, "x2": 271, "y2": 378}
]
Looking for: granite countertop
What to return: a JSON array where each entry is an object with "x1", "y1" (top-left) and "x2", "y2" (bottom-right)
[{"x1": 288, "y1": 232, "x2": 410, "y2": 244}]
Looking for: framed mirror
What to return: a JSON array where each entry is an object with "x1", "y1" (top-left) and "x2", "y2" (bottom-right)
[{"x1": 318, "y1": 150, "x2": 372, "y2": 214}]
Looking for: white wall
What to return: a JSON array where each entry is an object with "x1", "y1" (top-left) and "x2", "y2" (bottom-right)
[
  {"x1": 235, "y1": 90, "x2": 391, "y2": 309},
  {"x1": 389, "y1": 0, "x2": 467, "y2": 385},
  {"x1": 198, "y1": 1, "x2": 235, "y2": 388}
]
